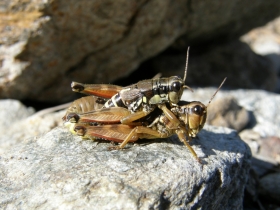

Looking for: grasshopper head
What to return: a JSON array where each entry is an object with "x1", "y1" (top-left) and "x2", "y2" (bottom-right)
[
  {"x1": 168, "y1": 76, "x2": 185, "y2": 104},
  {"x1": 178, "y1": 77, "x2": 227, "y2": 137},
  {"x1": 186, "y1": 102, "x2": 207, "y2": 137},
  {"x1": 178, "y1": 102, "x2": 207, "y2": 137}
]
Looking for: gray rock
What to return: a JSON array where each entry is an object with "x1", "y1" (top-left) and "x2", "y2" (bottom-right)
[
  {"x1": 0, "y1": 125, "x2": 250, "y2": 210},
  {"x1": 243, "y1": 169, "x2": 262, "y2": 208},
  {"x1": 0, "y1": 99, "x2": 64, "y2": 155},
  {"x1": 241, "y1": 17, "x2": 280, "y2": 63},
  {"x1": 240, "y1": 133, "x2": 280, "y2": 176},
  {"x1": 240, "y1": 134, "x2": 280, "y2": 164},
  {"x1": 1, "y1": 0, "x2": 280, "y2": 103},
  {"x1": 0, "y1": 99, "x2": 34, "y2": 130},
  {"x1": 259, "y1": 172, "x2": 280, "y2": 204},
  {"x1": 0, "y1": 99, "x2": 33, "y2": 154},
  {"x1": 206, "y1": 96, "x2": 250, "y2": 132}
]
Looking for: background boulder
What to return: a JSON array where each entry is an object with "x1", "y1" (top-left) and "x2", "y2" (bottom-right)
[{"x1": 1, "y1": 0, "x2": 280, "y2": 103}]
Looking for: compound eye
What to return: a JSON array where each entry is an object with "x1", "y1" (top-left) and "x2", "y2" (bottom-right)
[
  {"x1": 171, "y1": 81, "x2": 181, "y2": 92},
  {"x1": 192, "y1": 105, "x2": 204, "y2": 115}
]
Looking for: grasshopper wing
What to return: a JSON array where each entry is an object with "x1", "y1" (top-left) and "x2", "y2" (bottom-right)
[
  {"x1": 71, "y1": 82, "x2": 123, "y2": 98},
  {"x1": 76, "y1": 107, "x2": 131, "y2": 124},
  {"x1": 75, "y1": 124, "x2": 138, "y2": 143}
]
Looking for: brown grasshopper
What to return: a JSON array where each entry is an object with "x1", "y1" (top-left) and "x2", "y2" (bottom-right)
[
  {"x1": 70, "y1": 48, "x2": 193, "y2": 125},
  {"x1": 64, "y1": 78, "x2": 226, "y2": 162}
]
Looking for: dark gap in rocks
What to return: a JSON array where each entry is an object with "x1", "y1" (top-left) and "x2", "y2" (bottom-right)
[
  {"x1": 112, "y1": 46, "x2": 202, "y2": 87},
  {"x1": 112, "y1": 46, "x2": 191, "y2": 86},
  {"x1": 112, "y1": 60, "x2": 158, "y2": 86}
]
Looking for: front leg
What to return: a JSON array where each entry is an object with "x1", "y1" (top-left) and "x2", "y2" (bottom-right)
[
  {"x1": 157, "y1": 104, "x2": 181, "y2": 129},
  {"x1": 175, "y1": 126, "x2": 201, "y2": 163}
]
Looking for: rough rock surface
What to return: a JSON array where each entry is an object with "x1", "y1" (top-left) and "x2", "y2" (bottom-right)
[
  {"x1": 0, "y1": 100, "x2": 64, "y2": 155},
  {"x1": 1, "y1": 0, "x2": 280, "y2": 103},
  {"x1": 206, "y1": 96, "x2": 250, "y2": 132},
  {"x1": 0, "y1": 99, "x2": 35, "y2": 130},
  {"x1": 0, "y1": 125, "x2": 250, "y2": 210},
  {"x1": 241, "y1": 135, "x2": 280, "y2": 166}
]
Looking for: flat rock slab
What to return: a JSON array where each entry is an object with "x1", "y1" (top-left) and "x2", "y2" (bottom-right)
[{"x1": 0, "y1": 125, "x2": 250, "y2": 209}]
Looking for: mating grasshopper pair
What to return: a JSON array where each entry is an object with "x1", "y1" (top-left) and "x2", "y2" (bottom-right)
[{"x1": 63, "y1": 49, "x2": 226, "y2": 162}]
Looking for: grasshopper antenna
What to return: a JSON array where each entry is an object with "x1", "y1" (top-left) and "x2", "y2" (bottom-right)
[
  {"x1": 206, "y1": 77, "x2": 227, "y2": 107},
  {"x1": 183, "y1": 46, "x2": 189, "y2": 82},
  {"x1": 183, "y1": 47, "x2": 194, "y2": 92}
]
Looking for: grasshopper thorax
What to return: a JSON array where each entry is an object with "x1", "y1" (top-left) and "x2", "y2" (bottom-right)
[{"x1": 149, "y1": 76, "x2": 185, "y2": 105}]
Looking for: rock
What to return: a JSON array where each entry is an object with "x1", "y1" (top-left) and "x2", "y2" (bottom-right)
[
  {"x1": 259, "y1": 137, "x2": 280, "y2": 164},
  {"x1": 0, "y1": 99, "x2": 64, "y2": 155},
  {"x1": 241, "y1": 16, "x2": 280, "y2": 93},
  {"x1": 243, "y1": 169, "x2": 263, "y2": 209},
  {"x1": 0, "y1": 99, "x2": 35, "y2": 130},
  {"x1": 259, "y1": 172, "x2": 280, "y2": 205},
  {"x1": 239, "y1": 130, "x2": 275, "y2": 176},
  {"x1": 241, "y1": 16, "x2": 280, "y2": 55},
  {"x1": 241, "y1": 16, "x2": 280, "y2": 59},
  {"x1": 0, "y1": 125, "x2": 251, "y2": 209},
  {"x1": 206, "y1": 96, "x2": 250, "y2": 132},
  {"x1": 239, "y1": 132, "x2": 280, "y2": 176},
  {"x1": 240, "y1": 134, "x2": 280, "y2": 165},
  {"x1": 1, "y1": 0, "x2": 280, "y2": 103}
]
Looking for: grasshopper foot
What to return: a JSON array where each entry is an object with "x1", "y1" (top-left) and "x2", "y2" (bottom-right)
[{"x1": 108, "y1": 146, "x2": 122, "y2": 151}]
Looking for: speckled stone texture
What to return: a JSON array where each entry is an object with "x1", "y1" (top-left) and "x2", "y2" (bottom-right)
[{"x1": 0, "y1": 124, "x2": 250, "y2": 210}]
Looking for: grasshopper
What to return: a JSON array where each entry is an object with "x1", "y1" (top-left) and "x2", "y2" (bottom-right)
[
  {"x1": 64, "y1": 78, "x2": 226, "y2": 162},
  {"x1": 70, "y1": 48, "x2": 193, "y2": 124}
]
